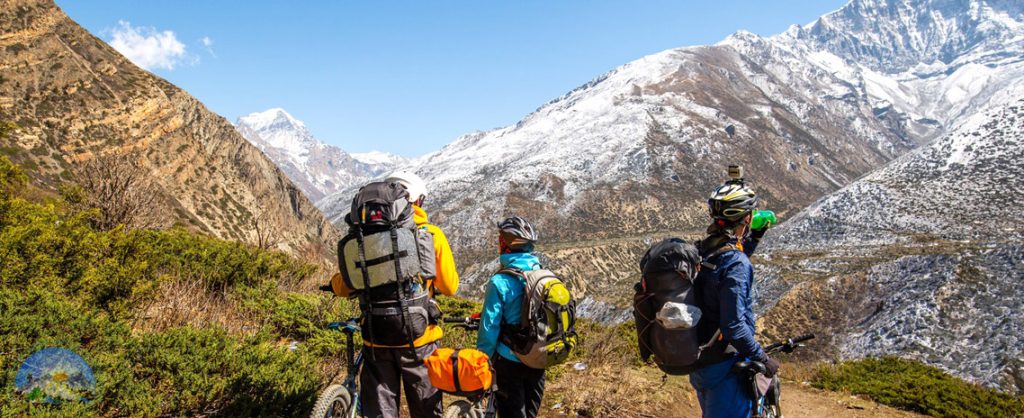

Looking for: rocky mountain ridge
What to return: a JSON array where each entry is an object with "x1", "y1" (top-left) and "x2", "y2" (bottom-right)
[
  {"x1": 234, "y1": 108, "x2": 409, "y2": 203},
  {"x1": 0, "y1": 0, "x2": 337, "y2": 255},
  {"x1": 757, "y1": 98, "x2": 1024, "y2": 392}
]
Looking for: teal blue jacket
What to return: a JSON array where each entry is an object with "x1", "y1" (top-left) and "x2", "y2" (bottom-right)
[{"x1": 476, "y1": 252, "x2": 541, "y2": 363}]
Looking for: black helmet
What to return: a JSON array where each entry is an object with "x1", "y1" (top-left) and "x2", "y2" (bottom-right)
[
  {"x1": 497, "y1": 216, "x2": 537, "y2": 252},
  {"x1": 707, "y1": 182, "x2": 758, "y2": 224}
]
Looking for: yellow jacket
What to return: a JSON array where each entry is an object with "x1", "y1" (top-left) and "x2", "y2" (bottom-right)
[{"x1": 332, "y1": 205, "x2": 459, "y2": 347}]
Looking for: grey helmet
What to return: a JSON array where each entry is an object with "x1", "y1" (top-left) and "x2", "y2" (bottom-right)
[{"x1": 497, "y1": 216, "x2": 537, "y2": 252}]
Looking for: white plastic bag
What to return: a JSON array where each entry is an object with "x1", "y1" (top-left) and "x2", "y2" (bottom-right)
[{"x1": 656, "y1": 302, "x2": 702, "y2": 330}]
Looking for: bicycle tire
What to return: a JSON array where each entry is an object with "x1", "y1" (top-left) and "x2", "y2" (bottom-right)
[
  {"x1": 443, "y1": 399, "x2": 480, "y2": 418},
  {"x1": 310, "y1": 384, "x2": 354, "y2": 418}
]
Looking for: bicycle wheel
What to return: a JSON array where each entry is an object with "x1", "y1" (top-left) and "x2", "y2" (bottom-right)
[
  {"x1": 443, "y1": 399, "x2": 481, "y2": 418},
  {"x1": 310, "y1": 384, "x2": 354, "y2": 418}
]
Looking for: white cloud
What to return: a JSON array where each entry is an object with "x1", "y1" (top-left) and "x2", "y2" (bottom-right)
[
  {"x1": 108, "y1": 21, "x2": 188, "y2": 71},
  {"x1": 201, "y1": 36, "x2": 217, "y2": 58}
]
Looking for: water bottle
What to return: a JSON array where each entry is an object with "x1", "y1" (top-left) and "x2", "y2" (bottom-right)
[{"x1": 751, "y1": 210, "x2": 776, "y2": 231}]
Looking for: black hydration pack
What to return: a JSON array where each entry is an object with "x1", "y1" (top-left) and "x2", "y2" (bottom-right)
[
  {"x1": 338, "y1": 181, "x2": 438, "y2": 346},
  {"x1": 633, "y1": 238, "x2": 728, "y2": 375}
]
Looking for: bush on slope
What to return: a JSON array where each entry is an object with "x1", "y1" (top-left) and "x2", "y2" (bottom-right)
[{"x1": 0, "y1": 156, "x2": 351, "y2": 417}]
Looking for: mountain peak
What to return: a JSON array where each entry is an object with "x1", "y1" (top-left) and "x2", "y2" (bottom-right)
[
  {"x1": 352, "y1": 151, "x2": 410, "y2": 167},
  {"x1": 233, "y1": 109, "x2": 410, "y2": 202},
  {"x1": 237, "y1": 108, "x2": 306, "y2": 132}
]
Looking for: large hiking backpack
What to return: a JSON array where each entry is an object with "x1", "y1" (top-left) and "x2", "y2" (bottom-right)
[
  {"x1": 633, "y1": 238, "x2": 726, "y2": 375},
  {"x1": 500, "y1": 268, "x2": 578, "y2": 369},
  {"x1": 338, "y1": 181, "x2": 438, "y2": 346}
]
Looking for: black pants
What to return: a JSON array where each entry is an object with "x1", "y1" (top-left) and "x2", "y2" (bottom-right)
[
  {"x1": 493, "y1": 355, "x2": 545, "y2": 418},
  {"x1": 360, "y1": 342, "x2": 443, "y2": 418}
]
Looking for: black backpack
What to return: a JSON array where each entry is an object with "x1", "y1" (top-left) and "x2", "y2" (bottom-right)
[
  {"x1": 633, "y1": 238, "x2": 728, "y2": 375},
  {"x1": 338, "y1": 181, "x2": 439, "y2": 347}
]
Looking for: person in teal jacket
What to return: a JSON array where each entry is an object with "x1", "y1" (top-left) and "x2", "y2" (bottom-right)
[{"x1": 476, "y1": 216, "x2": 544, "y2": 418}]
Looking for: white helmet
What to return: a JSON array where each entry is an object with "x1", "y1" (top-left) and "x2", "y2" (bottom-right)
[{"x1": 385, "y1": 170, "x2": 427, "y2": 204}]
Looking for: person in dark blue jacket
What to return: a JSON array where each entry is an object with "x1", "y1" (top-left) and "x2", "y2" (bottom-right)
[
  {"x1": 690, "y1": 179, "x2": 777, "y2": 418},
  {"x1": 476, "y1": 216, "x2": 544, "y2": 418}
]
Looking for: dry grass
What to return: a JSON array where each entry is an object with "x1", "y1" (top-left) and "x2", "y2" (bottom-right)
[
  {"x1": 545, "y1": 364, "x2": 698, "y2": 417},
  {"x1": 541, "y1": 322, "x2": 700, "y2": 417},
  {"x1": 132, "y1": 278, "x2": 258, "y2": 335}
]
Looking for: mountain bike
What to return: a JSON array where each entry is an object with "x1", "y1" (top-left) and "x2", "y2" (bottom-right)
[
  {"x1": 310, "y1": 317, "x2": 364, "y2": 418},
  {"x1": 440, "y1": 316, "x2": 497, "y2": 418},
  {"x1": 732, "y1": 334, "x2": 815, "y2": 418}
]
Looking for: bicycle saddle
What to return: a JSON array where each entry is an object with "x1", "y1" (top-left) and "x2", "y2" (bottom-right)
[{"x1": 732, "y1": 360, "x2": 767, "y2": 375}]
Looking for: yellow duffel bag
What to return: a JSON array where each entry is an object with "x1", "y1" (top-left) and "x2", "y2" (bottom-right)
[{"x1": 424, "y1": 348, "x2": 493, "y2": 397}]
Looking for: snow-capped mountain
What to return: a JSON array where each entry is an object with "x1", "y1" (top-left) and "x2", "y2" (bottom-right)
[
  {"x1": 758, "y1": 98, "x2": 1024, "y2": 392},
  {"x1": 351, "y1": 151, "x2": 410, "y2": 167},
  {"x1": 772, "y1": 0, "x2": 1024, "y2": 133},
  {"x1": 320, "y1": 0, "x2": 1024, "y2": 303},
  {"x1": 234, "y1": 109, "x2": 409, "y2": 202}
]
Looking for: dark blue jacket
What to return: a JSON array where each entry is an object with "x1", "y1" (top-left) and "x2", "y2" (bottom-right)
[{"x1": 696, "y1": 236, "x2": 766, "y2": 362}]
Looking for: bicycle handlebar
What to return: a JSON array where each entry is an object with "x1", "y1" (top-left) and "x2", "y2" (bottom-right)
[
  {"x1": 732, "y1": 333, "x2": 814, "y2": 377},
  {"x1": 791, "y1": 334, "x2": 815, "y2": 344},
  {"x1": 443, "y1": 317, "x2": 480, "y2": 324},
  {"x1": 443, "y1": 316, "x2": 481, "y2": 330},
  {"x1": 763, "y1": 334, "x2": 815, "y2": 354}
]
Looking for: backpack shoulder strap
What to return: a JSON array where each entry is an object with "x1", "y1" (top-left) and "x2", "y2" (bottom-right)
[
  {"x1": 497, "y1": 267, "x2": 533, "y2": 329},
  {"x1": 700, "y1": 244, "x2": 738, "y2": 271}
]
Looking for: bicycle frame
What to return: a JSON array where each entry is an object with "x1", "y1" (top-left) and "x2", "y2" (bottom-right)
[{"x1": 328, "y1": 320, "x2": 363, "y2": 413}]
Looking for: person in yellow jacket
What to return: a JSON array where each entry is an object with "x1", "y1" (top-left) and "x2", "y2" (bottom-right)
[{"x1": 330, "y1": 170, "x2": 458, "y2": 418}]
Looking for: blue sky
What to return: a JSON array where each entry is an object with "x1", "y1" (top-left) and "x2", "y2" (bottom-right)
[{"x1": 57, "y1": 1, "x2": 849, "y2": 157}]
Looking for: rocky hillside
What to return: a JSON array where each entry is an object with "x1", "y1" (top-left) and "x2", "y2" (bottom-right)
[
  {"x1": 0, "y1": 0, "x2": 337, "y2": 254},
  {"x1": 757, "y1": 98, "x2": 1024, "y2": 393},
  {"x1": 319, "y1": 0, "x2": 1024, "y2": 310},
  {"x1": 235, "y1": 108, "x2": 408, "y2": 203}
]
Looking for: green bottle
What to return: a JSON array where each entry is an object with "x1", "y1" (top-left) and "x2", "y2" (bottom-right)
[{"x1": 751, "y1": 210, "x2": 776, "y2": 231}]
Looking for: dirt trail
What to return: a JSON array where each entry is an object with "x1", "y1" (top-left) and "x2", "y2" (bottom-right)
[
  {"x1": 771, "y1": 383, "x2": 925, "y2": 418},
  {"x1": 539, "y1": 379, "x2": 926, "y2": 417}
]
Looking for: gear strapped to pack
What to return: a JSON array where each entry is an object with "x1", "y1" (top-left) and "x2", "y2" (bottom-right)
[{"x1": 424, "y1": 348, "x2": 493, "y2": 397}]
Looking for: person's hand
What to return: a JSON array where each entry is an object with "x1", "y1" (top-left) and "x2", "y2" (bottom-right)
[
  {"x1": 763, "y1": 356, "x2": 780, "y2": 378},
  {"x1": 750, "y1": 226, "x2": 769, "y2": 239}
]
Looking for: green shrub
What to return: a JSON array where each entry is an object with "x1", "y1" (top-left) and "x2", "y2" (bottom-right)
[
  {"x1": 0, "y1": 155, "x2": 348, "y2": 417},
  {"x1": 126, "y1": 327, "x2": 319, "y2": 417},
  {"x1": 813, "y1": 357, "x2": 1024, "y2": 418}
]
